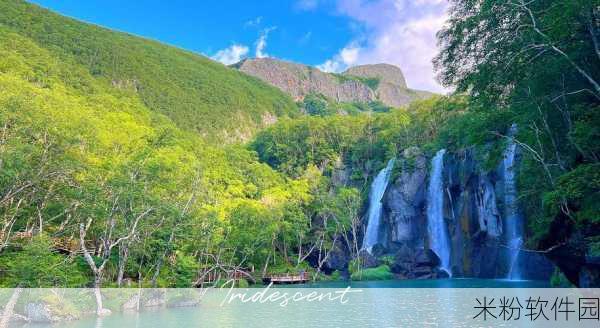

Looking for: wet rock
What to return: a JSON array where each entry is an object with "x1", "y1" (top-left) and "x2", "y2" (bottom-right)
[
  {"x1": 358, "y1": 250, "x2": 381, "y2": 269},
  {"x1": 144, "y1": 290, "x2": 166, "y2": 308},
  {"x1": 380, "y1": 147, "x2": 558, "y2": 279},
  {"x1": 435, "y1": 268, "x2": 451, "y2": 279},
  {"x1": 383, "y1": 147, "x2": 427, "y2": 247},
  {"x1": 518, "y1": 251, "x2": 556, "y2": 281},
  {"x1": 545, "y1": 238, "x2": 600, "y2": 287},
  {"x1": 24, "y1": 302, "x2": 77, "y2": 323},
  {"x1": 122, "y1": 293, "x2": 141, "y2": 311},
  {"x1": 413, "y1": 266, "x2": 434, "y2": 278},
  {"x1": 476, "y1": 176, "x2": 502, "y2": 238},
  {"x1": 390, "y1": 246, "x2": 443, "y2": 279},
  {"x1": 24, "y1": 302, "x2": 55, "y2": 323},
  {"x1": 326, "y1": 239, "x2": 351, "y2": 272}
]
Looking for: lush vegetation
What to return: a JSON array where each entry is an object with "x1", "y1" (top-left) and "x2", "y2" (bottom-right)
[
  {"x1": 0, "y1": 7, "x2": 386, "y2": 288},
  {"x1": 0, "y1": 0, "x2": 298, "y2": 143},
  {"x1": 350, "y1": 265, "x2": 393, "y2": 281},
  {"x1": 0, "y1": 28, "x2": 338, "y2": 288},
  {"x1": 0, "y1": 0, "x2": 598, "y2": 291},
  {"x1": 434, "y1": 0, "x2": 600, "y2": 251},
  {"x1": 300, "y1": 93, "x2": 391, "y2": 116},
  {"x1": 0, "y1": 18, "x2": 435, "y2": 288}
]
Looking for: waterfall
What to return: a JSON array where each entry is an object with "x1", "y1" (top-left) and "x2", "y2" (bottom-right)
[
  {"x1": 361, "y1": 158, "x2": 395, "y2": 253},
  {"x1": 504, "y1": 124, "x2": 523, "y2": 280},
  {"x1": 427, "y1": 149, "x2": 452, "y2": 277}
]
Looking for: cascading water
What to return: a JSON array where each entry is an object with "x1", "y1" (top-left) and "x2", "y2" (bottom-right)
[
  {"x1": 427, "y1": 149, "x2": 452, "y2": 277},
  {"x1": 504, "y1": 124, "x2": 523, "y2": 280},
  {"x1": 361, "y1": 159, "x2": 395, "y2": 253}
]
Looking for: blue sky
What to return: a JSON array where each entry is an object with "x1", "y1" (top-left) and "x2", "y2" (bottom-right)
[{"x1": 29, "y1": 0, "x2": 448, "y2": 93}]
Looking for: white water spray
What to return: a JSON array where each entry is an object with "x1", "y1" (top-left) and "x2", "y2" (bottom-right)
[
  {"x1": 504, "y1": 124, "x2": 523, "y2": 280},
  {"x1": 427, "y1": 149, "x2": 452, "y2": 277},
  {"x1": 362, "y1": 159, "x2": 395, "y2": 253}
]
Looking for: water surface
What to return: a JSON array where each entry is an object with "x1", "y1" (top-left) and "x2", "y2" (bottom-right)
[{"x1": 28, "y1": 279, "x2": 563, "y2": 328}]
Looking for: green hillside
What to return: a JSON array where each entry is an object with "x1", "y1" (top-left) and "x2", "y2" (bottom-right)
[
  {"x1": 0, "y1": 0, "x2": 597, "y2": 291},
  {"x1": 0, "y1": 0, "x2": 298, "y2": 143},
  {"x1": 0, "y1": 2, "x2": 400, "y2": 288},
  {"x1": 0, "y1": 21, "x2": 310, "y2": 287},
  {"x1": 0, "y1": 0, "x2": 380, "y2": 289}
]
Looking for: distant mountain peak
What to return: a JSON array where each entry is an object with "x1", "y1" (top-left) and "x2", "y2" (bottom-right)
[
  {"x1": 344, "y1": 63, "x2": 407, "y2": 89},
  {"x1": 236, "y1": 58, "x2": 433, "y2": 107}
]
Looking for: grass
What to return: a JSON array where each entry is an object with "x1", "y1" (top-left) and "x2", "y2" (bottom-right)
[{"x1": 350, "y1": 265, "x2": 394, "y2": 281}]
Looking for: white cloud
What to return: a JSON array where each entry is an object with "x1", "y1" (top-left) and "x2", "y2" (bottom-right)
[
  {"x1": 256, "y1": 27, "x2": 276, "y2": 58},
  {"x1": 256, "y1": 35, "x2": 268, "y2": 58},
  {"x1": 317, "y1": 59, "x2": 341, "y2": 72},
  {"x1": 211, "y1": 44, "x2": 249, "y2": 65},
  {"x1": 340, "y1": 46, "x2": 359, "y2": 65},
  {"x1": 317, "y1": 0, "x2": 449, "y2": 93},
  {"x1": 317, "y1": 44, "x2": 361, "y2": 72}
]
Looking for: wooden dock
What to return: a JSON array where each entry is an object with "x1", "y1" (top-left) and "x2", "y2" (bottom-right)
[{"x1": 262, "y1": 272, "x2": 310, "y2": 284}]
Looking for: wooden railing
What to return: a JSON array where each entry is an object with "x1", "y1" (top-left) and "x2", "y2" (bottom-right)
[{"x1": 262, "y1": 272, "x2": 310, "y2": 284}]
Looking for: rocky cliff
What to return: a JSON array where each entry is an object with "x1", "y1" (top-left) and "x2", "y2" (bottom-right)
[
  {"x1": 344, "y1": 64, "x2": 433, "y2": 108},
  {"x1": 374, "y1": 147, "x2": 555, "y2": 280},
  {"x1": 234, "y1": 58, "x2": 434, "y2": 107}
]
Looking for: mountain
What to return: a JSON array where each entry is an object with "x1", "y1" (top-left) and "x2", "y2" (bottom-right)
[
  {"x1": 0, "y1": 0, "x2": 299, "y2": 143},
  {"x1": 235, "y1": 58, "x2": 435, "y2": 107},
  {"x1": 344, "y1": 64, "x2": 434, "y2": 108}
]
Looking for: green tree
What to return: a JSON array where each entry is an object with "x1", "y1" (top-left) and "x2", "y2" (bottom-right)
[
  {"x1": 434, "y1": 0, "x2": 600, "y2": 251},
  {"x1": 0, "y1": 235, "x2": 87, "y2": 287}
]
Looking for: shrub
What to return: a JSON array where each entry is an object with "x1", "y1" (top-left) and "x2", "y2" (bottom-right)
[
  {"x1": 0, "y1": 235, "x2": 88, "y2": 287},
  {"x1": 350, "y1": 265, "x2": 393, "y2": 281}
]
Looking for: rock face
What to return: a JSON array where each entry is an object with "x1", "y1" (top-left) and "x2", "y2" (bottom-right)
[
  {"x1": 383, "y1": 147, "x2": 427, "y2": 249},
  {"x1": 235, "y1": 58, "x2": 433, "y2": 107},
  {"x1": 343, "y1": 64, "x2": 433, "y2": 108},
  {"x1": 544, "y1": 234, "x2": 600, "y2": 287},
  {"x1": 344, "y1": 64, "x2": 408, "y2": 89},
  {"x1": 379, "y1": 148, "x2": 556, "y2": 280},
  {"x1": 390, "y1": 246, "x2": 448, "y2": 279},
  {"x1": 236, "y1": 58, "x2": 374, "y2": 102}
]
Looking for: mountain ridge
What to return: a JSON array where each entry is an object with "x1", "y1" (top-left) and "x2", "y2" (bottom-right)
[
  {"x1": 0, "y1": 0, "x2": 299, "y2": 143},
  {"x1": 235, "y1": 57, "x2": 435, "y2": 108}
]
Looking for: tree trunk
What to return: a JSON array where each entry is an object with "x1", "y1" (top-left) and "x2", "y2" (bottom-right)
[
  {"x1": 93, "y1": 275, "x2": 111, "y2": 316},
  {"x1": 151, "y1": 256, "x2": 163, "y2": 288},
  {"x1": 262, "y1": 250, "x2": 271, "y2": 277},
  {"x1": 151, "y1": 231, "x2": 174, "y2": 287},
  {"x1": 117, "y1": 241, "x2": 130, "y2": 287}
]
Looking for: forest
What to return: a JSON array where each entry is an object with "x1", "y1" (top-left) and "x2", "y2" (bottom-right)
[{"x1": 0, "y1": 0, "x2": 598, "y2": 289}]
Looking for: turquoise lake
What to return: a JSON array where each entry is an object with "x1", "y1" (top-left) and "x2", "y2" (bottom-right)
[{"x1": 22, "y1": 278, "x2": 584, "y2": 328}]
